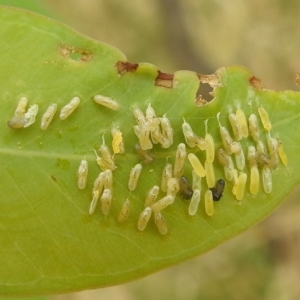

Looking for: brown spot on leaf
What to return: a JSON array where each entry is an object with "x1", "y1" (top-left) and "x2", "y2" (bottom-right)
[
  {"x1": 116, "y1": 61, "x2": 139, "y2": 75},
  {"x1": 249, "y1": 75, "x2": 264, "y2": 89},
  {"x1": 58, "y1": 44, "x2": 92, "y2": 62},
  {"x1": 198, "y1": 73, "x2": 220, "y2": 87},
  {"x1": 155, "y1": 71, "x2": 174, "y2": 88},
  {"x1": 295, "y1": 72, "x2": 300, "y2": 86},
  {"x1": 195, "y1": 95, "x2": 208, "y2": 106}
]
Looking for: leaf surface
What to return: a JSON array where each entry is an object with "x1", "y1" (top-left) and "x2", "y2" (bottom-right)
[{"x1": 0, "y1": 7, "x2": 299, "y2": 296}]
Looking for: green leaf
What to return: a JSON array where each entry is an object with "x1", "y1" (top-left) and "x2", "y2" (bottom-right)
[{"x1": 0, "y1": 6, "x2": 299, "y2": 296}]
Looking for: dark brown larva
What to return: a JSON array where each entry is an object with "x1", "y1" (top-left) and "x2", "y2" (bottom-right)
[
  {"x1": 210, "y1": 179, "x2": 225, "y2": 201},
  {"x1": 179, "y1": 176, "x2": 193, "y2": 200}
]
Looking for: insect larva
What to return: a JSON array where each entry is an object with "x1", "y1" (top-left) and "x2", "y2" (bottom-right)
[
  {"x1": 89, "y1": 190, "x2": 100, "y2": 215},
  {"x1": 192, "y1": 170, "x2": 201, "y2": 190},
  {"x1": 23, "y1": 104, "x2": 39, "y2": 128},
  {"x1": 60, "y1": 96, "x2": 80, "y2": 120},
  {"x1": 118, "y1": 198, "x2": 130, "y2": 222},
  {"x1": 167, "y1": 177, "x2": 180, "y2": 197},
  {"x1": 188, "y1": 189, "x2": 201, "y2": 216},
  {"x1": 262, "y1": 166, "x2": 272, "y2": 194},
  {"x1": 100, "y1": 188, "x2": 112, "y2": 215},
  {"x1": 15, "y1": 97, "x2": 28, "y2": 117},
  {"x1": 235, "y1": 172, "x2": 247, "y2": 201},
  {"x1": 205, "y1": 133, "x2": 215, "y2": 163},
  {"x1": 154, "y1": 212, "x2": 168, "y2": 235},
  {"x1": 93, "y1": 171, "x2": 105, "y2": 193},
  {"x1": 205, "y1": 160, "x2": 215, "y2": 188},
  {"x1": 248, "y1": 114, "x2": 260, "y2": 141},
  {"x1": 151, "y1": 195, "x2": 174, "y2": 213},
  {"x1": 133, "y1": 107, "x2": 146, "y2": 126},
  {"x1": 277, "y1": 139, "x2": 288, "y2": 166},
  {"x1": 179, "y1": 176, "x2": 194, "y2": 200},
  {"x1": 160, "y1": 114, "x2": 173, "y2": 144},
  {"x1": 204, "y1": 189, "x2": 214, "y2": 216},
  {"x1": 40, "y1": 103, "x2": 57, "y2": 130},
  {"x1": 230, "y1": 141, "x2": 241, "y2": 154},
  {"x1": 234, "y1": 147, "x2": 245, "y2": 171},
  {"x1": 134, "y1": 144, "x2": 154, "y2": 164},
  {"x1": 137, "y1": 207, "x2": 152, "y2": 231},
  {"x1": 93, "y1": 94, "x2": 119, "y2": 110},
  {"x1": 267, "y1": 135, "x2": 279, "y2": 165},
  {"x1": 150, "y1": 122, "x2": 161, "y2": 144},
  {"x1": 173, "y1": 143, "x2": 187, "y2": 178},
  {"x1": 250, "y1": 166, "x2": 259, "y2": 195},
  {"x1": 146, "y1": 103, "x2": 156, "y2": 121},
  {"x1": 161, "y1": 163, "x2": 173, "y2": 192},
  {"x1": 77, "y1": 158, "x2": 88, "y2": 189},
  {"x1": 231, "y1": 169, "x2": 238, "y2": 195},
  {"x1": 256, "y1": 153, "x2": 276, "y2": 170},
  {"x1": 228, "y1": 112, "x2": 242, "y2": 140},
  {"x1": 187, "y1": 153, "x2": 206, "y2": 177},
  {"x1": 111, "y1": 127, "x2": 125, "y2": 154},
  {"x1": 247, "y1": 146, "x2": 257, "y2": 168},
  {"x1": 104, "y1": 169, "x2": 113, "y2": 190},
  {"x1": 145, "y1": 185, "x2": 160, "y2": 207},
  {"x1": 138, "y1": 126, "x2": 153, "y2": 150},
  {"x1": 7, "y1": 97, "x2": 28, "y2": 129},
  {"x1": 217, "y1": 112, "x2": 233, "y2": 154},
  {"x1": 99, "y1": 140, "x2": 116, "y2": 170},
  {"x1": 224, "y1": 156, "x2": 234, "y2": 182},
  {"x1": 217, "y1": 149, "x2": 230, "y2": 167},
  {"x1": 210, "y1": 179, "x2": 225, "y2": 201},
  {"x1": 128, "y1": 163, "x2": 142, "y2": 191},
  {"x1": 256, "y1": 140, "x2": 266, "y2": 154},
  {"x1": 182, "y1": 119, "x2": 196, "y2": 148},
  {"x1": 258, "y1": 106, "x2": 271, "y2": 132},
  {"x1": 236, "y1": 108, "x2": 249, "y2": 137}
]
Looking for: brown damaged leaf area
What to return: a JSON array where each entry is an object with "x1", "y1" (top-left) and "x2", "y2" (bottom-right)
[{"x1": 58, "y1": 44, "x2": 93, "y2": 62}]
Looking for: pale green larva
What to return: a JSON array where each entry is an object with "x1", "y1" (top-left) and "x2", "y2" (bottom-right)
[
  {"x1": 235, "y1": 172, "x2": 247, "y2": 201},
  {"x1": 40, "y1": 103, "x2": 57, "y2": 130},
  {"x1": 233, "y1": 144, "x2": 245, "y2": 171},
  {"x1": 77, "y1": 158, "x2": 88, "y2": 190},
  {"x1": 167, "y1": 177, "x2": 180, "y2": 197},
  {"x1": 258, "y1": 106, "x2": 271, "y2": 132},
  {"x1": 93, "y1": 171, "x2": 105, "y2": 194},
  {"x1": 228, "y1": 112, "x2": 242, "y2": 140},
  {"x1": 93, "y1": 94, "x2": 120, "y2": 110},
  {"x1": 247, "y1": 146, "x2": 257, "y2": 168},
  {"x1": 144, "y1": 185, "x2": 160, "y2": 207},
  {"x1": 188, "y1": 153, "x2": 206, "y2": 177},
  {"x1": 104, "y1": 169, "x2": 113, "y2": 190},
  {"x1": 217, "y1": 112, "x2": 233, "y2": 154},
  {"x1": 89, "y1": 190, "x2": 100, "y2": 215},
  {"x1": 236, "y1": 108, "x2": 249, "y2": 138},
  {"x1": 128, "y1": 163, "x2": 142, "y2": 191},
  {"x1": 250, "y1": 166, "x2": 259, "y2": 195},
  {"x1": 137, "y1": 207, "x2": 152, "y2": 231},
  {"x1": 188, "y1": 188, "x2": 201, "y2": 216},
  {"x1": 262, "y1": 166, "x2": 272, "y2": 194},
  {"x1": 224, "y1": 156, "x2": 234, "y2": 182},
  {"x1": 151, "y1": 195, "x2": 174, "y2": 213},
  {"x1": 173, "y1": 143, "x2": 187, "y2": 178},
  {"x1": 161, "y1": 163, "x2": 173, "y2": 192},
  {"x1": 248, "y1": 114, "x2": 260, "y2": 141},
  {"x1": 118, "y1": 198, "x2": 131, "y2": 222},
  {"x1": 60, "y1": 96, "x2": 80, "y2": 120},
  {"x1": 204, "y1": 189, "x2": 214, "y2": 216},
  {"x1": 100, "y1": 188, "x2": 112, "y2": 215},
  {"x1": 205, "y1": 160, "x2": 215, "y2": 188},
  {"x1": 277, "y1": 138, "x2": 288, "y2": 166},
  {"x1": 154, "y1": 212, "x2": 168, "y2": 235},
  {"x1": 192, "y1": 170, "x2": 201, "y2": 190}
]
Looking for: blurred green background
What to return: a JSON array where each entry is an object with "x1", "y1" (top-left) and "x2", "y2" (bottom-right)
[{"x1": 2, "y1": 0, "x2": 300, "y2": 299}]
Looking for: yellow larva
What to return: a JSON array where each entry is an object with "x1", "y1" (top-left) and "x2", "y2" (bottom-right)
[
  {"x1": 111, "y1": 127, "x2": 125, "y2": 154},
  {"x1": 235, "y1": 172, "x2": 247, "y2": 201},
  {"x1": 93, "y1": 94, "x2": 119, "y2": 110},
  {"x1": 247, "y1": 146, "x2": 257, "y2": 168},
  {"x1": 262, "y1": 166, "x2": 272, "y2": 194},
  {"x1": 228, "y1": 112, "x2": 242, "y2": 140},
  {"x1": 173, "y1": 143, "x2": 187, "y2": 178},
  {"x1": 7, "y1": 97, "x2": 28, "y2": 129},
  {"x1": 144, "y1": 185, "x2": 160, "y2": 207},
  {"x1": 217, "y1": 112, "x2": 233, "y2": 154},
  {"x1": 231, "y1": 169, "x2": 239, "y2": 195},
  {"x1": 77, "y1": 158, "x2": 88, "y2": 189},
  {"x1": 167, "y1": 177, "x2": 180, "y2": 197},
  {"x1": 161, "y1": 163, "x2": 173, "y2": 192},
  {"x1": 118, "y1": 198, "x2": 130, "y2": 222},
  {"x1": 205, "y1": 160, "x2": 215, "y2": 188},
  {"x1": 89, "y1": 190, "x2": 100, "y2": 215},
  {"x1": 40, "y1": 103, "x2": 57, "y2": 130},
  {"x1": 104, "y1": 169, "x2": 113, "y2": 190},
  {"x1": 248, "y1": 114, "x2": 260, "y2": 141},
  {"x1": 60, "y1": 97, "x2": 80, "y2": 120},
  {"x1": 277, "y1": 138, "x2": 288, "y2": 166},
  {"x1": 93, "y1": 171, "x2": 105, "y2": 193},
  {"x1": 128, "y1": 163, "x2": 142, "y2": 191},
  {"x1": 204, "y1": 189, "x2": 214, "y2": 216},
  {"x1": 135, "y1": 144, "x2": 154, "y2": 164},
  {"x1": 192, "y1": 170, "x2": 201, "y2": 190},
  {"x1": 137, "y1": 207, "x2": 152, "y2": 231},
  {"x1": 151, "y1": 195, "x2": 174, "y2": 213},
  {"x1": 267, "y1": 135, "x2": 279, "y2": 165},
  {"x1": 236, "y1": 108, "x2": 249, "y2": 137},
  {"x1": 188, "y1": 188, "x2": 201, "y2": 216},
  {"x1": 100, "y1": 188, "x2": 112, "y2": 215},
  {"x1": 258, "y1": 106, "x2": 271, "y2": 132},
  {"x1": 204, "y1": 119, "x2": 215, "y2": 163},
  {"x1": 154, "y1": 212, "x2": 168, "y2": 235},
  {"x1": 250, "y1": 166, "x2": 259, "y2": 195},
  {"x1": 187, "y1": 153, "x2": 206, "y2": 177}
]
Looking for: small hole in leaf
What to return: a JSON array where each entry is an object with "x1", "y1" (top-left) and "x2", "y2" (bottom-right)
[{"x1": 196, "y1": 82, "x2": 213, "y2": 105}]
